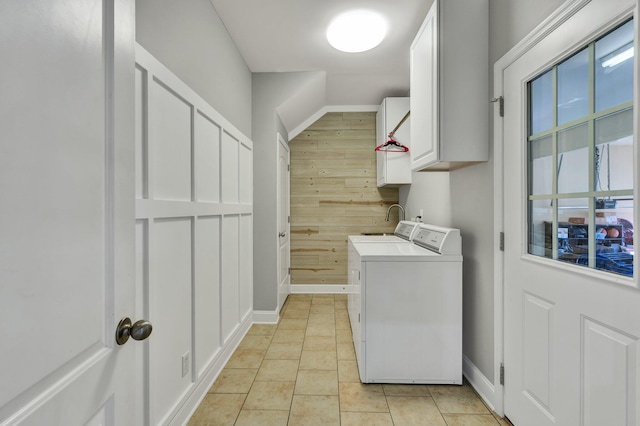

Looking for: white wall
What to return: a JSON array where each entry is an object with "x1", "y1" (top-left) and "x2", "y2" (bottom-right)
[
  {"x1": 399, "y1": 172, "x2": 451, "y2": 227},
  {"x1": 135, "y1": 0, "x2": 252, "y2": 137},
  {"x1": 252, "y1": 71, "x2": 327, "y2": 312}
]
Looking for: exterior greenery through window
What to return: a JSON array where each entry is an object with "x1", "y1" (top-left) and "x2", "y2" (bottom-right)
[{"x1": 527, "y1": 19, "x2": 634, "y2": 277}]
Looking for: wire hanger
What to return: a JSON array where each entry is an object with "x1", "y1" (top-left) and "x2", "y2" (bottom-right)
[{"x1": 375, "y1": 110, "x2": 410, "y2": 152}]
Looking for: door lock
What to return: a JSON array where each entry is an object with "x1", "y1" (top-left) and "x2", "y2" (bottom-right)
[
  {"x1": 115, "y1": 317, "x2": 153, "y2": 345},
  {"x1": 279, "y1": 232, "x2": 286, "y2": 237}
]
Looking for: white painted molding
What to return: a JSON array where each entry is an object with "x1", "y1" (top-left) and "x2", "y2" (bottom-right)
[
  {"x1": 253, "y1": 310, "x2": 280, "y2": 324},
  {"x1": 290, "y1": 284, "x2": 355, "y2": 294},
  {"x1": 493, "y1": 0, "x2": 591, "y2": 70},
  {"x1": 288, "y1": 105, "x2": 378, "y2": 140},
  {"x1": 463, "y1": 355, "x2": 500, "y2": 415},
  {"x1": 171, "y1": 314, "x2": 252, "y2": 425}
]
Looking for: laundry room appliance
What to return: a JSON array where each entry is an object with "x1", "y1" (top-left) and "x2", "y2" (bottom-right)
[
  {"x1": 347, "y1": 224, "x2": 462, "y2": 384},
  {"x1": 347, "y1": 220, "x2": 420, "y2": 244}
]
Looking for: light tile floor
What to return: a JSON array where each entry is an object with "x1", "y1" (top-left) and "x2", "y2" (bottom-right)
[{"x1": 189, "y1": 294, "x2": 513, "y2": 426}]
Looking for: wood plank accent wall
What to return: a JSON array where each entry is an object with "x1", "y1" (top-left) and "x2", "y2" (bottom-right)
[{"x1": 289, "y1": 112, "x2": 399, "y2": 285}]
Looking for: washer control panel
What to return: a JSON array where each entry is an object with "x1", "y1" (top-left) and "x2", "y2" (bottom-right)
[{"x1": 412, "y1": 225, "x2": 461, "y2": 255}]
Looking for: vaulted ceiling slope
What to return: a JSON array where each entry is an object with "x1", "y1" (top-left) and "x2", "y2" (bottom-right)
[{"x1": 210, "y1": 0, "x2": 431, "y2": 135}]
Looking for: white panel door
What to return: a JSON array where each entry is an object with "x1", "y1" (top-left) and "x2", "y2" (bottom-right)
[
  {"x1": 502, "y1": 1, "x2": 640, "y2": 425},
  {"x1": 277, "y1": 133, "x2": 291, "y2": 310},
  {"x1": 0, "y1": 1, "x2": 138, "y2": 424}
]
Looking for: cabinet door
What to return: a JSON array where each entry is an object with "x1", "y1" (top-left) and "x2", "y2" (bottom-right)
[
  {"x1": 410, "y1": 2, "x2": 439, "y2": 171},
  {"x1": 376, "y1": 104, "x2": 387, "y2": 187},
  {"x1": 377, "y1": 98, "x2": 412, "y2": 187}
]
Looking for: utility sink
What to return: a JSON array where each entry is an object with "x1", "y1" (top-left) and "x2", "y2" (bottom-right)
[{"x1": 361, "y1": 233, "x2": 388, "y2": 236}]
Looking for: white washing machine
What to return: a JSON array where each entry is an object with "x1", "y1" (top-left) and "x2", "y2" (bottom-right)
[{"x1": 347, "y1": 224, "x2": 462, "y2": 384}]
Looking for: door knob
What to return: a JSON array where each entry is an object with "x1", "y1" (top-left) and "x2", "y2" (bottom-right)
[
  {"x1": 115, "y1": 317, "x2": 153, "y2": 345},
  {"x1": 279, "y1": 232, "x2": 286, "y2": 237}
]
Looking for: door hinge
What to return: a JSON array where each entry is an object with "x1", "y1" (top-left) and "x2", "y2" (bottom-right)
[
  {"x1": 358, "y1": 271, "x2": 360, "y2": 280},
  {"x1": 500, "y1": 363, "x2": 505, "y2": 385},
  {"x1": 288, "y1": 216, "x2": 290, "y2": 223},
  {"x1": 499, "y1": 232, "x2": 504, "y2": 251},
  {"x1": 287, "y1": 164, "x2": 290, "y2": 172},
  {"x1": 490, "y1": 96, "x2": 504, "y2": 117},
  {"x1": 358, "y1": 313, "x2": 360, "y2": 323}
]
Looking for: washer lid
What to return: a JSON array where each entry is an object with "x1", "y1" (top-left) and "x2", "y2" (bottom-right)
[
  {"x1": 348, "y1": 235, "x2": 408, "y2": 243},
  {"x1": 353, "y1": 242, "x2": 444, "y2": 261}
]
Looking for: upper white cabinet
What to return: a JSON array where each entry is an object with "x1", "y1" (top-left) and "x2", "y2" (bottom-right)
[
  {"x1": 376, "y1": 97, "x2": 412, "y2": 187},
  {"x1": 410, "y1": 0, "x2": 488, "y2": 171}
]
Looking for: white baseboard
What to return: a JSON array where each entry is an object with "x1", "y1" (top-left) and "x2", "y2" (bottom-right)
[
  {"x1": 253, "y1": 309, "x2": 280, "y2": 324},
  {"x1": 462, "y1": 355, "x2": 503, "y2": 416},
  {"x1": 290, "y1": 284, "x2": 354, "y2": 294},
  {"x1": 171, "y1": 313, "x2": 253, "y2": 425}
]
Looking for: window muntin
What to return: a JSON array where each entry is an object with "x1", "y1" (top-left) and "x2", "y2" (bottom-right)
[{"x1": 527, "y1": 19, "x2": 634, "y2": 278}]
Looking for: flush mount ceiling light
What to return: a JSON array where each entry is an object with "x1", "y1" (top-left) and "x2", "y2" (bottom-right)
[{"x1": 327, "y1": 10, "x2": 387, "y2": 53}]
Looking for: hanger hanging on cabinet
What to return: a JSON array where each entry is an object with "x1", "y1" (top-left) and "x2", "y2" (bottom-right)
[{"x1": 375, "y1": 110, "x2": 410, "y2": 152}]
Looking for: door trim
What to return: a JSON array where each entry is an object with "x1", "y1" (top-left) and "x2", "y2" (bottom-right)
[
  {"x1": 277, "y1": 132, "x2": 291, "y2": 312},
  {"x1": 492, "y1": 0, "x2": 593, "y2": 417}
]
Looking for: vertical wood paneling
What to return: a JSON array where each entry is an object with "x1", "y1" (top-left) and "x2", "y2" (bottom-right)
[{"x1": 289, "y1": 112, "x2": 399, "y2": 285}]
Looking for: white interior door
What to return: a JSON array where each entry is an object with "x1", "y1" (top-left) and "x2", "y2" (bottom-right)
[
  {"x1": 277, "y1": 133, "x2": 291, "y2": 310},
  {"x1": 0, "y1": 1, "x2": 139, "y2": 424},
  {"x1": 502, "y1": 1, "x2": 640, "y2": 425}
]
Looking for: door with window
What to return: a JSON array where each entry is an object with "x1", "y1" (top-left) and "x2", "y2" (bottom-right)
[{"x1": 503, "y1": 0, "x2": 640, "y2": 425}]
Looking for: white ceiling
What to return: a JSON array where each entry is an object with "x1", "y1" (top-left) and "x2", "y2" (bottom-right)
[{"x1": 209, "y1": 0, "x2": 433, "y2": 107}]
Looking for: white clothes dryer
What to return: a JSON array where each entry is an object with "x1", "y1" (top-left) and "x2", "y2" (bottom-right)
[{"x1": 348, "y1": 224, "x2": 463, "y2": 384}]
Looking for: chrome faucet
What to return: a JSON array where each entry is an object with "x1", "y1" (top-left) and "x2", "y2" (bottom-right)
[{"x1": 385, "y1": 204, "x2": 405, "y2": 222}]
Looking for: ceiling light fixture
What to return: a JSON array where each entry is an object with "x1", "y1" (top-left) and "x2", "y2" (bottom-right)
[
  {"x1": 601, "y1": 46, "x2": 634, "y2": 68},
  {"x1": 327, "y1": 10, "x2": 387, "y2": 53}
]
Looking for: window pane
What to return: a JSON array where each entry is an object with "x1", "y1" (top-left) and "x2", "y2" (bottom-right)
[
  {"x1": 593, "y1": 196, "x2": 634, "y2": 276},
  {"x1": 596, "y1": 20, "x2": 634, "y2": 112},
  {"x1": 557, "y1": 48, "x2": 589, "y2": 125},
  {"x1": 529, "y1": 135, "x2": 553, "y2": 195},
  {"x1": 530, "y1": 70, "x2": 553, "y2": 134},
  {"x1": 526, "y1": 19, "x2": 634, "y2": 280},
  {"x1": 557, "y1": 124, "x2": 589, "y2": 193},
  {"x1": 529, "y1": 198, "x2": 553, "y2": 257},
  {"x1": 595, "y1": 108, "x2": 633, "y2": 191},
  {"x1": 557, "y1": 198, "x2": 590, "y2": 266}
]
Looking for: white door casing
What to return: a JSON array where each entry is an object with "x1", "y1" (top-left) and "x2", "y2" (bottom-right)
[
  {"x1": 0, "y1": 1, "x2": 138, "y2": 424},
  {"x1": 501, "y1": 1, "x2": 640, "y2": 425},
  {"x1": 277, "y1": 133, "x2": 291, "y2": 311}
]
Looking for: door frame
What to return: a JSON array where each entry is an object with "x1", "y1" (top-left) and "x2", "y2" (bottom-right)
[
  {"x1": 492, "y1": 0, "x2": 639, "y2": 418},
  {"x1": 277, "y1": 132, "x2": 291, "y2": 312}
]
